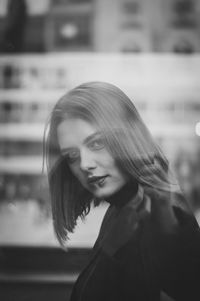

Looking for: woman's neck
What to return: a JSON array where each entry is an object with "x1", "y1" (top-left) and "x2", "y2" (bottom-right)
[{"x1": 106, "y1": 181, "x2": 138, "y2": 207}]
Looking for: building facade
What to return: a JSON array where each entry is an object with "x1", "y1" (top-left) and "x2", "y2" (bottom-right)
[{"x1": 0, "y1": 0, "x2": 200, "y2": 53}]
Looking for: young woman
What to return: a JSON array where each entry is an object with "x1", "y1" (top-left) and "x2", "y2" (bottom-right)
[{"x1": 45, "y1": 81, "x2": 200, "y2": 301}]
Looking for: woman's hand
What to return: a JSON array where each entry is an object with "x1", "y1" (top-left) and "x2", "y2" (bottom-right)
[
  {"x1": 139, "y1": 155, "x2": 179, "y2": 232},
  {"x1": 143, "y1": 186, "x2": 179, "y2": 232}
]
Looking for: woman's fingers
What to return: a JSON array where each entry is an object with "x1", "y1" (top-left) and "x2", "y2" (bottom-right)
[
  {"x1": 143, "y1": 186, "x2": 171, "y2": 205},
  {"x1": 143, "y1": 186, "x2": 179, "y2": 231}
]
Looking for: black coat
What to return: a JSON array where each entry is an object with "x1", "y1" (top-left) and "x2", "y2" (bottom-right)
[{"x1": 70, "y1": 192, "x2": 200, "y2": 301}]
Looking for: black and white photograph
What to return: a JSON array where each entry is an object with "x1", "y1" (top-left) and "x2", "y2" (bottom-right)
[{"x1": 0, "y1": 1, "x2": 200, "y2": 300}]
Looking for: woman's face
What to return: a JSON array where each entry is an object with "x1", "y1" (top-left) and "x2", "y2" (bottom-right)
[{"x1": 57, "y1": 118, "x2": 127, "y2": 198}]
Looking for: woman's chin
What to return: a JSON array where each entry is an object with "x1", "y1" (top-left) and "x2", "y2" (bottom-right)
[{"x1": 90, "y1": 184, "x2": 124, "y2": 199}]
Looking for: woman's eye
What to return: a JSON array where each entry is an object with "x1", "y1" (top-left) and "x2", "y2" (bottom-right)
[
  {"x1": 88, "y1": 138, "x2": 104, "y2": 150},
  {"x1": 65, "y1": 150, "x2": 80, "y2": 164}
]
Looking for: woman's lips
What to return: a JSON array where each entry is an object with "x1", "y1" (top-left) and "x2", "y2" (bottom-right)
[{"x1": 88, "y1": 175, "x2": 108, "y2": 186}]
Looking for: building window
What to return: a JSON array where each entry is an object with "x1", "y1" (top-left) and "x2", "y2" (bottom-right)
[
  {"x1": 173, "y1": 40, "x2": 195, "y2": 53},
  {"x1": 52, "y1": 13, "x2": 92, "y2": 50},
  {"x1": 121, "y1": 43, "x2": 141, "y2": 52},
  {"x1": 174, "y1": 0, "x2": 194, "y2": 15},
  {"x1": 172, "y1": 0, "x2": 196, "y2": 28},
  {"x1": 121, "y1": 1, "x2": 142, "y2": 29},
  {"x1": 123, "y1": 1, "x2": 140, "y2": 14},
  {"x1": 51, "y1": 0, "x2": 93, "y2": 6}
]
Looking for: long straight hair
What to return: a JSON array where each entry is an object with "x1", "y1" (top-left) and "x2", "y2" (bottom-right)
[{"x1": 45, "y1": 81, "x2": 181, "y2": 246}]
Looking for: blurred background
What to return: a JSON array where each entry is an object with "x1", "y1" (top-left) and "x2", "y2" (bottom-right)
[{"x1": 0, "y1": 0, "x2": 200, "y2": 300}]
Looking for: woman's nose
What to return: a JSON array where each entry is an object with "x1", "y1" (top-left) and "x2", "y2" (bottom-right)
[{"x1": 80, "y1": 148, "x2": 96, "y2": 171}]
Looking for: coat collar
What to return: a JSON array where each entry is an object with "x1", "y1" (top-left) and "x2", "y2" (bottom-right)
[
  {"x1": 105, "y1": 181, "x2": 139, "y2": 208},
  {"x1": 75, "y1": 185, "x2": 150, "y2": 292},
  {"x1": 96, "y1": 185, "x2": 148, "y2": 257}
]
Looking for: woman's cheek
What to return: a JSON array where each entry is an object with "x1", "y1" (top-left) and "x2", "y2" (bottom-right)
[
  {"x1": 69, "y1": 164, "x2": 81, "y2": 179},
  {"x1": 71, "y1": 167, "x2": 87, "y2": 187}
]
